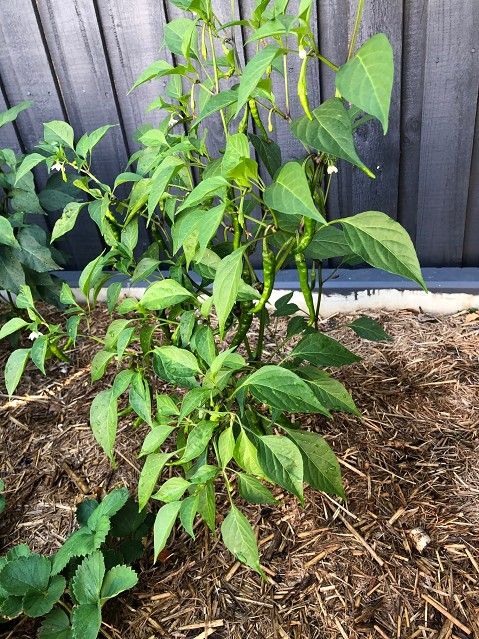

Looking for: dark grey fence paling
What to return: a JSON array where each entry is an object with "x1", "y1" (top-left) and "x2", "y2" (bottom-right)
[{"x1": 0, "y1": 0, "x2": 478, "y2": 269}]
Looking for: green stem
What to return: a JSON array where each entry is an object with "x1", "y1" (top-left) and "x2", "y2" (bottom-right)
[
  {"x1": 254, "y1": 307, "x2": 267, "y2": 361},
  {"x1": 348, "y1": 0, "x2": 365, "y2": 60},
  {"x1": 282, "y1": 52, "x2": 290, "y2": 115}
]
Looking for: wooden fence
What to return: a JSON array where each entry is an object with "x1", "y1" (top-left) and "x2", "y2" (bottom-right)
[{"x1": 0, "y1": 0, "x2": 478, "y2": 269}]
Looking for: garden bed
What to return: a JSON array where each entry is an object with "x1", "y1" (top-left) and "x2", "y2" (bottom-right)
[{"x1": 1, "y1": 308, "x2": 478, "y2": 639}]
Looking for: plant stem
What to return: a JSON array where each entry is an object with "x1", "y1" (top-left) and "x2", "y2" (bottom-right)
[
  {"x1": 254, "y1": 307, "x2": 267, "y2": 361},
  {"x1": 208, "y1": 25, "x2": 228, "y2": 137},
  {"x1": 348, "y1": 0, "x2": 365, "y2": 60},
  {"x1": 282, "y1": 52, "x2": 290, "y2": 115}
]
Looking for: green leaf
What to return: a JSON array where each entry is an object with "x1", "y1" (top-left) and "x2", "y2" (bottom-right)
[
  {"x1": 31, "y1": 335, "x2": 49, "y2": 374},
  {"x1": 44, "y1": 120, "x2": 75, "y2": 149},
  {"x1": 172, "y1": 204, "x2": 225, "y2": 264},
  {"x1": 221, "y1": 505, "x2": 262, "y2": 574},
  {"x1": 240, "y1": 365, "x2": 328, "y2": 414},
  {"x1": 51, "y1": 518, "x2": 110, "y2": 575},
  {"x1": 340, "y1": 211, "x2": 426, "y2": 289},
  {"x1": 15, "y1": 284, "x2": 34, "y2": 310},
  {"x1": 90, "y1": 389, "x2": 118, "y2": 462},
  {"x1": 153, "y1": 346, "x2": 200, "y2": 386},
  {"x1": 14, "y1": 153, "x2": 46, "y2": 185},
  {"x1": 140, "y1": 278, "x2": 192, "y2": 310},
  {"x1": 290, "y1": 332, "x2": 360, "y2": 367},
  {"x1": 348, "y1": 315, "x2": 392, "y2": 341},
  {"x1": 76, "y1": 125, "x2": 115, "y2": 158},
  {"x1": 38, "y1": 608, "x2": 72, "y2": 639},
  {"x1": 305, "y1": 225, "x2": 355, "y2": 261},
  {"x1": 129, "y1": 372, "x2": 152, "y2": 426},
  {"x1": 0, "y1": 100, "x2": 31, "y2": 128},
  {"x1": 0, "y1": 217, "x2": 18, "y2": 248},
  {"x1": 90, "y1": 350, "x2": 115, "y2": 382},
  {"x1": 217, "y1": 426, "x2": 235, "y2": 469},
  {"x1": 336, "y1": 33, "x2": 394, "y2": 134},
  {"x1": 72, "y1": 552, "x2": 104, "y2": 605},
  {"x1": 4, "y1": 348, "x2": 30, "y2": 396},
  {"x1": 131, "y1": 257, "x2": 160, "y2": 283},
  {"x1": 138, "y1": 452, "x2": 173, "y2": 511},
  {"x1": 197, "y1": 481, "x2": 216, "y2": 531},
  {"x1": 213, "y1": 247, "x2": 244, "y2": 338},
  {"x1": 291, "y1": 98, "x2": 374, "y2": 177},
  {"x1": 147, "y1": 156, "x2": 184, "y2": 222},
  {"x1": 234, "y1": 430, "x2": 265, "y2": 478},
  {"x1": 192, "y1": 325, "x2": 216, "y2": 366},
  {"x1": 23, "y1": 574, "x2": 66, "y2": 618},
  {"x1": 299, "y1": 367, "x2": 359, "y2": 415},
  {"x1": 180, "y1": 420, "x2": 215, "y2": 464},
  {"x1": 71, "y1": 603, "x2": 101, "y2": 639},
  {"x1": 139, "y1": 424, "x2": 174, "y2": 457},
  {"x1": 263, "y1": 161, "x2": 325, "y2": 222},
  {"x1": 177, "y1": 176, "x2": 228, "y2": 213},
  {"x1": 153, "y1": 501, "x2": 182, "y2": 561},
  {"x1": 285, "y1": 429, "x2": 344, "y2": 498},
  {"x1": 238, "y1": 473, "x2": 277, "y2": 505},
  {"x1": 0, "y1": 554, "x2": 50, "y2": 596},
  {"x1": 164, "y1": 17, "x2": 197, "y2": 58},
  {"x1": 14, "y1": 227, "x2": 61, "y2": 272},
  {"x1": 50, "y1": 202, "x2": 86, "y2": 242},
  {"x1": 179, "y1": 387, "x2": 211, "y2": 421},
  {"x1": 179, "y1": 494, "x2": 199, "y2": 538},
  {"x1": 0, "y1": 246, "x2": 25, "y2": 293},
  {"x1": 86, "y1": 488, "x2": 129, "y2": 529},
  {"x1": 194, "y1": 89, "x2": 238, "y2": 129},
  {"x1": 0, "y1": 317, "x2": 29, "y2": 340},
  {"x1": 154, "y1": 477, "x2": 190, "y2": 503},
  {"x1": 100, "y1": 565, "x2": 138, "y2": 601},
  {"x1": 249, "y1": 133, "x2": 281, "y2": 179},
  {"x1": 257, "y1": 435, "x2": 303, "y2": 500},
  {"x1": 130, "y1": 59, "x2": 188, "y2": 91},
  {"x1": 235, "y1": 45, "x2": 283, "y2": 117}
]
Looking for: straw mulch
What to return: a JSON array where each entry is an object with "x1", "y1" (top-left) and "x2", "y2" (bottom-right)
[{"x1": 1, "y1": 307, "x2": 478, "y2": 639}]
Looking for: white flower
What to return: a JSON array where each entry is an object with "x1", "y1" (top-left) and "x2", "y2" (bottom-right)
[
  {"x1": 52, "y1": 161, "x2": 63, "y2": 172},
  {"x1": 28, "y1": 331, "x2": 42, "y2": 341},
  {"x1": 168, "y1": 115, "x2": 178, "y2": 127},
  {"x1": 327, "y1": 164, "x2": 338, "y2": 175},
  {"x1": 298, "y1": 46, "x2": 307, "y2": 60}
]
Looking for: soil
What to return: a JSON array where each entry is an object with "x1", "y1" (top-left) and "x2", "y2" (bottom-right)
[{"x1": 1, "y1": 307, "x2": 478, "y2": 639}]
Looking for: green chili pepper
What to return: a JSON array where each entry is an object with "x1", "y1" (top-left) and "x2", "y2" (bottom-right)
[
  {"x1": 298, "y1": 55, "x2": 313, "y2": 120},
  {"x1": 248, "y1": 99, "x2": 268, "y2": 139},
  {"x1": 231, "y1": 301, "x2": 254, "y2": 347},
  {"x1": 295, "y1": 216, "x2": 316, "y2": 253},
  {"x1": 295, "y1": 251, "x2": 315, "y2": 324},
  {"x1": 251, "y1": 237, "x2": 276, "y2": 314},
  {"x1": 237, "y1": 104, "x2": 249, "y2": 133},
  {"x1": 232, "y1": 211, "x2": 241, "y2": 250}
]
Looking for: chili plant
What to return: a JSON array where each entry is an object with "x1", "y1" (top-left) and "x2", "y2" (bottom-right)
[{"x1": 5, "y1": 0, "x2": 425, "y2": 573}]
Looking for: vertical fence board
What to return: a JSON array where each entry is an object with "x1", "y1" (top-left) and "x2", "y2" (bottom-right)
[
  {"x1": 415, "y1": 0, "x2": 479, "y2": 266},
  {"x1": 463, "y1": 105, "x2": 479, "y2": 266}
]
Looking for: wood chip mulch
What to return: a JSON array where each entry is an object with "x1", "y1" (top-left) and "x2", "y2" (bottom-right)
[{"x1": 1, "y1": 307, "x2": 479, "y2": 639}]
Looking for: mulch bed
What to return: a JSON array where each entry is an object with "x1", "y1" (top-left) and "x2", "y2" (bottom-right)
[{"x1": 1, "y1": 307, "x2": 479, "y2": 639}]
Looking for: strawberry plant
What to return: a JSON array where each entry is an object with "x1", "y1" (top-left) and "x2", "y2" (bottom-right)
[
  {"x1": 4, "y1": 0, "x2": 425, "y2": 573},
  {"x1": 0, "y1": 488, "x2": 147, "y2": 638}
]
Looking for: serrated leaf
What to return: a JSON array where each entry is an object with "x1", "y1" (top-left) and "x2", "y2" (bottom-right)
[
  {"x1": 0, "y1": 554, "x2": 50, "y2": 596},
  {"x1": 90, "y1": 389, "x2": 118, "y2": 462},
  {"x1": 72, "y1": 552, "x2": 105, "y2": 605},
  {"x1": 4, "y1": 348, "x2": 30, "y2": 396},
  {"x1": 290, "y1": 332, "x2": 360, "y2": 367},
  {"x1": 240, "y1": 365, "x2": 328, "y2": 414},
  {"x1": 221, "y1": 506, "x2": 262, "y2": 573},
  {"x1": 257, "y1": 435, "x2": 303, "y2": 500},
  {"x1": 238, "y1": 474, "x2": 277, "y2": 505},
  {"x1": 291, "y1": 98, "x2": 374, "y2": 177},
  {"x1": 285, "y1": 429, "x2": 344, "y2": 498},
  {"x1": 140, "y1": 279, "x2": 192, "y2": 310},
  {"x1": 153, "y1": 501, "x2": 182, "y2": 561},
  {"x1": 51, "y1": 518, "x2": 110, "y2": 575},
  {"x1": 263, "y1": 162, "x2": 325, "y2": 222},
  {"x1": 71, "y1": 603, "x2": 101, "y2": 639},
  {"x1": 100, "y1": 565, "x2": 138, "y2": 601},
  {"x1": 348, "y1": 315, "x2": 392, "y2": 341},
  {"x1": 235, "y1": 45, "x2": 283, "y2": 117},
  {"x1": 340, "y1": 211, "x2": 426, "y2": 289},
  {"x1": 23, "y1": 574, "x2": 66, "y2": 618},
  {"x1": 38, "y1": 607, "x2": 72, "y2": 639},
  {"x1": 87, "y1": 488, "x2": 129, "y2": 531},
  {"x1": 336, "y1": 33, "x2": 394, "y2": 134}
]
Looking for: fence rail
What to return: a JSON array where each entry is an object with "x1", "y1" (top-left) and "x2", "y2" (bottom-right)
[{"x1": 0, "y1": 0, "x2": 478, "y2": 269}]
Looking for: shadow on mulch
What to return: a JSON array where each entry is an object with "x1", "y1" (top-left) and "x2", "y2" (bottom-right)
[{"x1": 1, "y1": 308, "x2": 479, "y2": 639}]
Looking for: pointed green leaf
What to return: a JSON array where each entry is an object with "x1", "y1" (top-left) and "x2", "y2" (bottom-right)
[
  {"x1": 0, "y1": 217, "x2": 19, "y2": 247},
  {"x1": 71, "y1": 552, "x2": 105, "y2": 605},
  {"x1": 153, "y1": 501, "x2": 182, "y2": 561},
  {"x1": 263, "y1": 162, "x2": 325, "y2": 222},
  {"x1": 194, "y1": 89, "x2": 238, "y2": 129},
  {"x1": 179, "y1": 494, "x2": 199, "y2": 538},
  {"x1": 140, "y1": 279, "x2": 192, "y2": 310},
  {"x1": 221, "y1": 505, "x2": 262, "y2": 573},
  {"x1": 348, "y1": 315, "x2": 392, "y2": 341},
  {"x1": 212, "y1": 247, "x2": 245, "y2": 338},
  {"x1": 257, "y1": 435, "x2": 303, "y2": 500},
  {"x1": 0, "y1": 100, "x2": 32, "y2": 128},
  {"x1": 31, "y1": 335, "x2": 48, "y2": 374},
  {"x1": 235, "y1": 45, "x2": 283, "y2": 117},
  {"x1": 89, "y1": 389, "x2": 118, "y2": 462},
  {"x1": 4, "y1": 348, "x2": 30, "y2": 396},
  {"x1": 0, "y1": 317, "x2": 28, "y2": 340},
  {"x1": 238, "y1": 473, "x2": 277, "y2": 505},
  {"x1": 44, "y1": 121, "x2": 75, "y2": 149},
  {"x1": 290, "y1": 332, "x2": 360, "y2": 367},
  {"x1": 180, "y1": 420, "x2": 215, "y2": 464},
  {"x1": 299, "y1": 366, "x2": 359, "y2": 415},
  {"x1": 177, "y1": 176, "x2": 228, "y2": 213},
  {"x1": 14, "y1": 153, "x2": 46, "y2": 185},
  {"x1": 249, "y1": 133, "x2": 281, "y2": 179},
  {"x1": 51, "y1": 202, "x2": 86, "y2": 242},
  {"x1": 138, "y1": 452, "x2": 173, "y2": 511},
  {"x1": 336, "y1": 33, "x2": 394, "y2": 134},
  {"x1": 0, "y1": 554, "x2": 50, "y2": 596}
]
